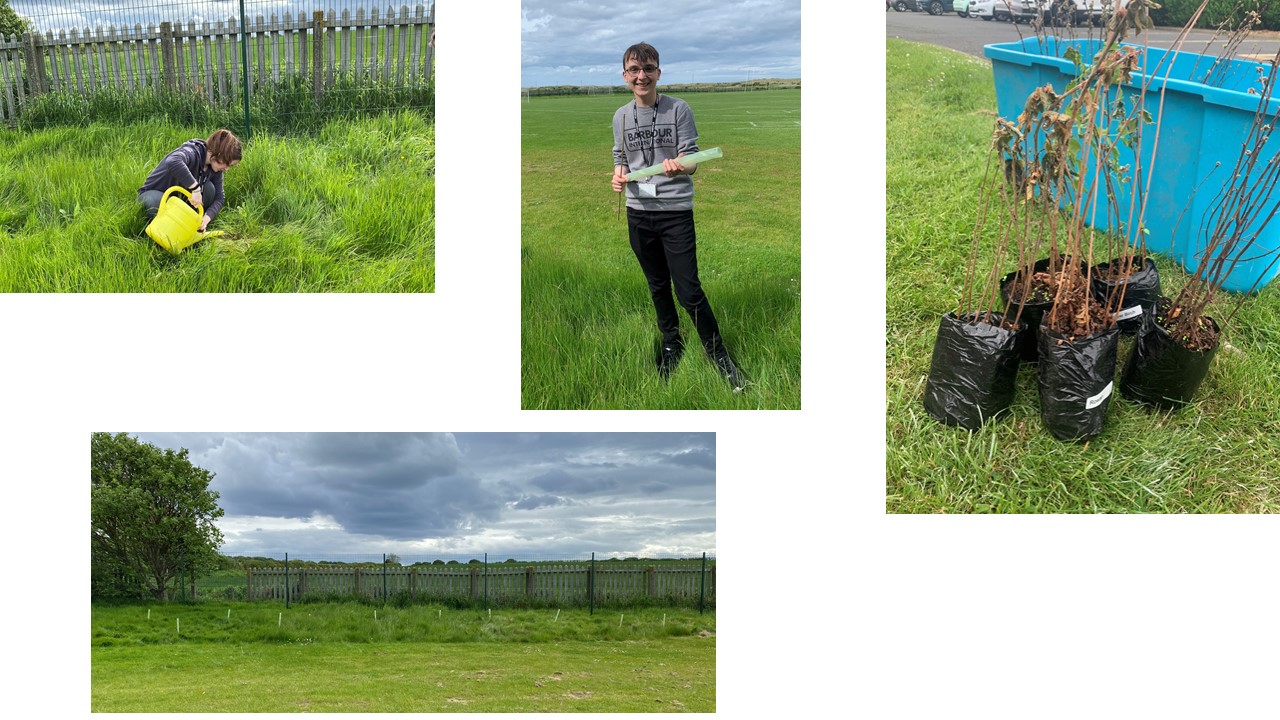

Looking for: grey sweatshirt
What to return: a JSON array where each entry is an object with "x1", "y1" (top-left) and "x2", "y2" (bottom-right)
[
  {"x1": 612, "y1": 94, "x2": 700, "y2": 211},
  {"x1": 138, "y1": 139, "x2": 227, "y2": 221}
]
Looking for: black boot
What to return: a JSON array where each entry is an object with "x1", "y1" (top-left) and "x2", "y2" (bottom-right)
[
  {"x1": 704, "y1": 337, "x2": 744, "y2": 391},
  {"x1": 656, "y1": 340, "x2": 685, "y2": 380}
]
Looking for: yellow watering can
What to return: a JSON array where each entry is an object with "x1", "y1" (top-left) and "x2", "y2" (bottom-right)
[{"x1": 145, "y1": 186, "x2": 224, "y2": 254}]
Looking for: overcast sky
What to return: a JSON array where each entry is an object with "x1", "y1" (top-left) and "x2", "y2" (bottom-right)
[
  {"x1": 129, "y1": 432, "x2": 715, "y2": 562},
  {"x1": 521, "y1": 0, "x2": 800, "y2": 89}
]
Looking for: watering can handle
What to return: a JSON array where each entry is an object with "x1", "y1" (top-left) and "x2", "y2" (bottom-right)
[{"x1": 160, "y1": 185, "x2": 204, "y2": 216}]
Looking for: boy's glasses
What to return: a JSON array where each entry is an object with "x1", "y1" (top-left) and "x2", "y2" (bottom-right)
[{"x1": 624, "y1": 65, "x2": 660, "y2": 76}]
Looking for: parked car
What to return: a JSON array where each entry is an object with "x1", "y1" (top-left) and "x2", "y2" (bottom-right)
[
  {"x1": 967, "y1": 0, "x2": 998, "y2": 20},
  {"x1": 889, "y1": 0, "x2": 922, "y2": 11},
  {"x1": 920, "y1": 0, "x2": 952, "y2": 13},
  {"x1": 954, "y1": 0, "x2": 971, "y2": 16}
]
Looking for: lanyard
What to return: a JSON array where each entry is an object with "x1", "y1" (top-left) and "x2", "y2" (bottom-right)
[{"x1": 633, "y1": 95, "x2": 660, "y2": 172}]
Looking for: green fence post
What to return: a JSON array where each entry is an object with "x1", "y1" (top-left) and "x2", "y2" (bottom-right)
[
  {"x1": 238, "y1": 0, "x2": 251, "y2": 137},
  {"x1": 285, "y1": 552, "x2": 290, "y2": 609},
  {"x1": 179, "y1": 547, "x2": 186, "y2": 602},
  {"x1": 383, "y1": 554, "x2": 388, "y2": 603},
  {"x1": 589, "y1": 552, "x2": 595, "y2": 616},
  {"x1": 484, "y1": 553, "x2": 489, "y2": 611},
  {"x1": 699, "y1": 552, "x2": 706, "y2": 614}
]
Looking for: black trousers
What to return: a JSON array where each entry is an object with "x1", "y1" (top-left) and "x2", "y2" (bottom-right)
[{"x1": 627, "y1": 208, "x2": 722, "y2": 350}]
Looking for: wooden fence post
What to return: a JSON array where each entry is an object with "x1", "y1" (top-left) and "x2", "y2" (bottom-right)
[
  {"x1": 23, "y1": 32, "x2": 45, "y2": 94},
  {"x1": 469, "y1": 566, "x2": 479, "y2": 600},
  {"x1": 312, "y1": 10, "x2": 324, "y2": 102},
  {"x1": 525, "y1": 567, "x2": 535, "y2": 598},
  {"x1": 425, "y1": 4, "x2": 434, "y2": 82},
  {"x1": 410, "y1": 567, "x2": 417, "y2": 597},
  {"x1": 646, "y1": 566, "x2": 657, "y2": 596},
  {"x1": 299, "y1": 569, "x2": 307, "y2": 599},
  {"x1": 355, "y1": 567, "x2": 363, "y2": 597},
  {"x1": 160, "y1": 22, "x2": 176, "y2": 92},
  {"x1": 246, "y1": 567, "x2": 253, "y2": 601}
]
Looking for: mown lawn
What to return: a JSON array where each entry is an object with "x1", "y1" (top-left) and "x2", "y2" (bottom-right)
[
  {"x1": 91, "y1": 602, "x2": 715, "y2": 712},
  {"x1": 886, "y1": 39, "x2": 1280, "y2": 512}
]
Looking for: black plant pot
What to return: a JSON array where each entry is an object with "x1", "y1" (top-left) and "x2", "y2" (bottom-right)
[
  {"x1": 1001, "y1": 256, "x2": 1087, "y2": 362},
  {"x1": 923, "y1": 311, "x2": 1023, "y2": 430},
  {"x1": 1120, "y1": 309, "x2": 1220, "y2": 409},
  {"x1": 1037, "y1": 323, "x2": 1121, "y2": 441},
  {"x1": 1091, "y1": 256, "x2": 1161, "y2": 336}
]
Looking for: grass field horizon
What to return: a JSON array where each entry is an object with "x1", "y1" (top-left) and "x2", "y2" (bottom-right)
[
  {"x1": 0, "y1": 110, "x2": 434, "y2": 292},
  {"x1": 92, "y1": 601, "x2": 715, "y2": 712},
  {"x1": 521, "y1": 89, "x2": 801, "y2": 409},
  {"x1": 886, "y1": 40, "x2": 1280, "y2": 512}
]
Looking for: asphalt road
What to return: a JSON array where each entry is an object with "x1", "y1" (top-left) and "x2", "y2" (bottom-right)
[{"x1": 886, "y1": 11, "x2": 1280, "y2": 59}]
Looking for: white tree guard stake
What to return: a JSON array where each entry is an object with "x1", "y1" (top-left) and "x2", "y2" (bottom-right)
[
  {"x1": 176, "y1": 618, "x2": 180, "y2": 634},
  {"x1": 619, "y1": 613, "x2": 624, "y2": 627},
  {"x1": 554, "y1": 609, "x2": 560, "y2": 622},
  {"x1": 625, "y1": 147, "x2": 723, "y2": 181},
  {"x1": 278, "y1": 612, "x2": 282, "y2": 627}
]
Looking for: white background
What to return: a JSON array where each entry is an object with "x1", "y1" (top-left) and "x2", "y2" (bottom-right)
[{"x1": 0, "y1": 3, "x2": 1275, "y2": 719}]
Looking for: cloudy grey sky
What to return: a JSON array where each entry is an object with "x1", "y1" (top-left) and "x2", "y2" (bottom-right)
[
  {"x1": 130, "y1": 432, "x2": 715, "y2": 561},
  {"x1": 521, "y1": 0, "x2": 800, "y2": 89}
]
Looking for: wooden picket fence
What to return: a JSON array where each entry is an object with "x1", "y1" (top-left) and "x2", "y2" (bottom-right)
[
  {"x1": 246, "y1": 563, "x2": 717, "y2": 605},
  {"x1": 0, "y1": 4, "x2": 434, "y2": 124}
]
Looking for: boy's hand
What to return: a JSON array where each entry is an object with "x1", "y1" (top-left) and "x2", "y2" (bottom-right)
[
  {"x1": 200, "y1": 215, "x2": 210, "y2": 232},
  {"x1": 663, "y1": 155, "x2": 694, "y2": 176},
  {"x1": 611, "y1": 167, "x2": 628, "y2": 192},
  {"x1": 190, "y1": 188, "x2": 204, "y2": 209}
]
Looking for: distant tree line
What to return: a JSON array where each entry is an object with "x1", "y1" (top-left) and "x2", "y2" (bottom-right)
[
  {"x1": 525, "y1": 78, "x2": 801, "y2": 98},
  {"x1": 1151, "y1": 0, "x2": 1280, "y2": 31}
]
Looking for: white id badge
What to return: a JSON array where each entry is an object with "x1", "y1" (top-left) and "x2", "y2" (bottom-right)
[{"x1": 639, "y1": 182, "x2": 658, "y2": 198}]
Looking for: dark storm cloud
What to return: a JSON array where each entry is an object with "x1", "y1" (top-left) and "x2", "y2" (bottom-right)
[
  {"x1": 129, "y1": 432, "x2": 715, "y2": 558},
  {"x1": 521, "y1": 0, "x2": 800, "y2": 88}
]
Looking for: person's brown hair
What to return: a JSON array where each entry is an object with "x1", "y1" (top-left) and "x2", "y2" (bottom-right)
[
  {"x1": 622, "y1": 42, "x2": 659, "y2": 69},
  {"x1": 206, "y1": 128, "x2": 242, "y2": 164}
]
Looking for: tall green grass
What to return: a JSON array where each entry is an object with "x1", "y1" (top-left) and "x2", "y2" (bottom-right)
[
  {"x1": 92, "y1": 602, "x2": 715, "y2": 711},
  {"x1": 886, "y1": 40, "x2": 1280, "y2": 512},
  {"x1": 521, "y1": 89, "x2": 801, "y2": 409},
  {"x1": 18, "y1": 75, "x2": 433, "y2": 133},
  {"x1": 0, "y1": 110, "x2": 433, "y2": 291}
]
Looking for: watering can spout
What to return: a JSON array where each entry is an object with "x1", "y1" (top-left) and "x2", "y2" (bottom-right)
[{"x1": 145, "y1": 186, "x2": 215, "y2": 254}]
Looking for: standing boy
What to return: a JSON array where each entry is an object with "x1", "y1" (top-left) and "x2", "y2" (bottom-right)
[{"x1": 610, "y1": 42, "x2": 743, "y2": 390}]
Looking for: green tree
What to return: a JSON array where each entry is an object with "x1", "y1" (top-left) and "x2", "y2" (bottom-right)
[
  {"x1": 91, "y1": 433, "x2": 225, "y2": 600},
  {"x1": 0, "y1": 0, "x2": 32, "y2": 38}
]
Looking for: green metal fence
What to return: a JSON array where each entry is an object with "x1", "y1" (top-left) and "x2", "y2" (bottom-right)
[{"x1": 242, "y1": 553, "x2": 717, "y2": 612}]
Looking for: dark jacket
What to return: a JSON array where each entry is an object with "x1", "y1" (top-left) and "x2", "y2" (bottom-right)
[{"x1": 138, "y1": 139, "x2": 227, "y2": 221}]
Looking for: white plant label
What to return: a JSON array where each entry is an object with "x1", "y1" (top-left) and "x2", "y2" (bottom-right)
[
  {"x1": 1086, "y1": 382, "x2": 1114, "y2": 409},
  {"x1": 1115, "y1": 305, "x2": 1144, "y2": 321},
  {"x1": 639, "y1": 182, "x2": 657, "y2": 198}
]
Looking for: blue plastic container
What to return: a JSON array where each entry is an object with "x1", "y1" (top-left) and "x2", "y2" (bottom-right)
[{"x1": 986, "y1": 37, "x2": 1280, "y2": 292}]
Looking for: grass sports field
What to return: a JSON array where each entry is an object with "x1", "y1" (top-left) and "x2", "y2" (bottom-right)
[
  {"x1": 886, "y1": 40, "x2": 1280, "y2": 512},
  {"x1": 0, "y1": 111, "x2": 434, "y2": 292},
  {"x1": 91, "y1": 602, "x2": 715, "y2": 712},
  {"x1": 521, "y1": 89, "x2": 801, "y2": 409}
]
